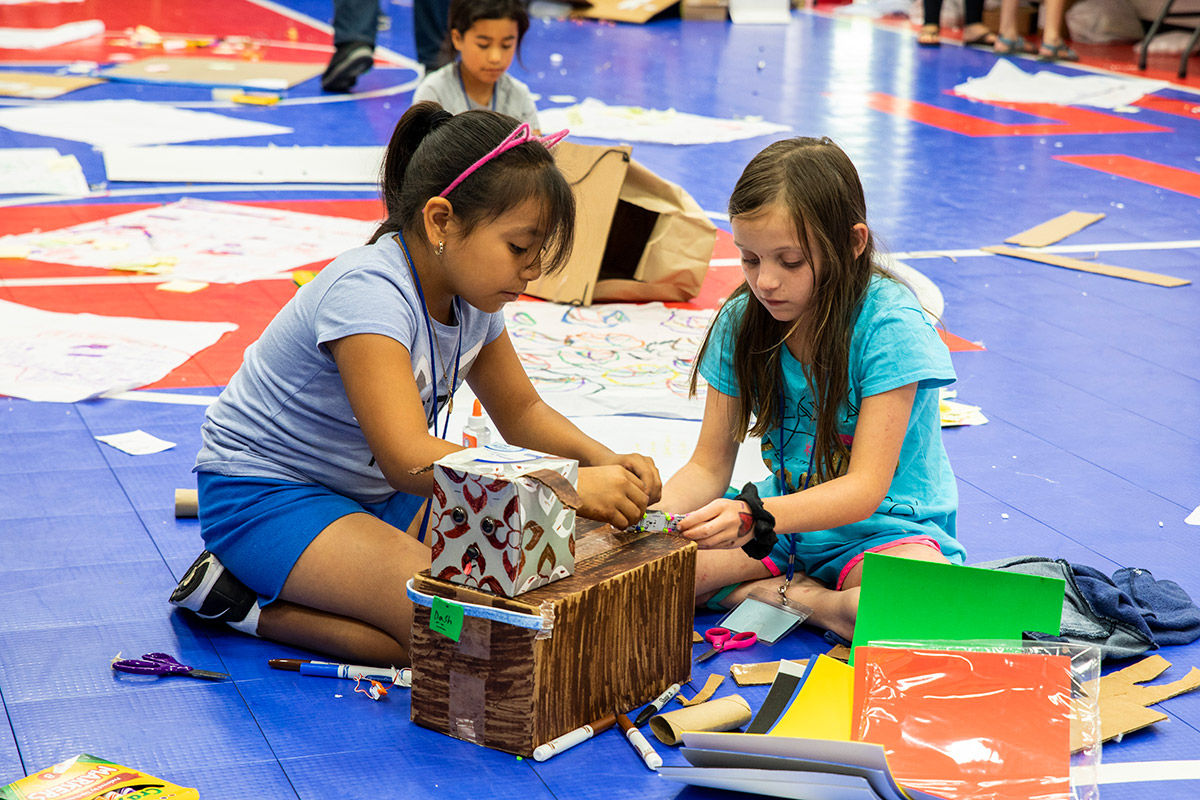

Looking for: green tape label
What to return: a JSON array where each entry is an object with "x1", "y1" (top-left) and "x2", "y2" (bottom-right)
[{"x1": 430, "y1": 596, "x2": 464, "y2": 642}]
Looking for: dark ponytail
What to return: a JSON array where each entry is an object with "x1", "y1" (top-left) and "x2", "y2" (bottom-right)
[{"x1": 369, "y1": 102, "x2": 575, "y2": 275}]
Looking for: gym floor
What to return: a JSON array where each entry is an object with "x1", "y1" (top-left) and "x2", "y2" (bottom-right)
[{"x1": 1, "y1": 0, "x2": 1198, "y2": 797}]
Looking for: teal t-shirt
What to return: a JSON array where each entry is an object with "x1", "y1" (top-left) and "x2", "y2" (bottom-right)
[{"x1": 699, "y1": 274, "x2": 966, "y2": 582}]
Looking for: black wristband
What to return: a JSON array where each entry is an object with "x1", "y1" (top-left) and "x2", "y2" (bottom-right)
[{"x1": 735, "y1": 482, "x2": 777, "y2": 560}]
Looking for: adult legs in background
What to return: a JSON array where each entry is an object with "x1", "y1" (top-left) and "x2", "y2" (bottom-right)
[
  {"x1": 920, "y1": 0, "x2": 994, "y2": 47},
  {"x1": 413, "y1": 0, "x2": 452, "y2": 74},
  {"x1": 1037, "y1": 0, "x2": 1079, "y2": 60},
  {"x1": 918, "y1": 0, "x2": 944, "y2": 46},
  {"x1": 995, "y1": 0, "x2": 1038, "y2": 54},
  {"x1": 323, "y1": 0, "x2": 380, "y2": 92},
  {"x1": 960, "y1": 0, "x2": 997, "y2": 46}
]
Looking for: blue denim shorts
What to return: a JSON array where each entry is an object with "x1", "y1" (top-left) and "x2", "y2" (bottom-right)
[{"x1": 196, "y1": 472, "x2": 424, "y2": 602}]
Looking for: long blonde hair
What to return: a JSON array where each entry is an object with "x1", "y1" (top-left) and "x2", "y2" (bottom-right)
[{"x1": 691, "y1": 137, "x2": 888, "y2": 486}]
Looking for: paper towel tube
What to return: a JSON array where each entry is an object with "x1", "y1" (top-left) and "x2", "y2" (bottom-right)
[
  {"x1": 648, "y1": 694, "x2": 752, "y2": 745},
  {"x1": 175, "y1": 488, "x2": 198, "y2": 518}
]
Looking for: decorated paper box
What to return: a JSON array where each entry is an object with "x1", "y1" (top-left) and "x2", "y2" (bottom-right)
[{"x1": 429, "y1": 444, "x2": 580, "y2": 597}]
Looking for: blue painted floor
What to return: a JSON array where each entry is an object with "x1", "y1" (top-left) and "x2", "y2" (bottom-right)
[{"x1": 1, "y1": 0, "x2": 1199, "y2": 798}]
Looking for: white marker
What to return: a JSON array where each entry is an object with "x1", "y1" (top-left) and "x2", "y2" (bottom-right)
[
  {"x1": 617, "y1": 713, "x2": 663, "y2": 770},
  {"x1": 532, "y1": 714, "x2": 616, "y2": 761}
]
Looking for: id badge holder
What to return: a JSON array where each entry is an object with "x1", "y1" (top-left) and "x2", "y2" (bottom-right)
[{"x1": 717, "y1": 587, "x2": 813, "y2": 644}]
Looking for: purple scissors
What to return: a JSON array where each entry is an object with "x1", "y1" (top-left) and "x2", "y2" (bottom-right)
[
  {"x1": 111, "y1": 652, "x2": 229, "y2": 681},
  {"x1": 695, "y1": 627, "x2": 757, "y2": 663}
]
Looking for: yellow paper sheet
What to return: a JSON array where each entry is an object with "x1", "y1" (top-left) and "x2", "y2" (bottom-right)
[{"x1": 766, "y1": 655, "x2": 854, "y2": 741}]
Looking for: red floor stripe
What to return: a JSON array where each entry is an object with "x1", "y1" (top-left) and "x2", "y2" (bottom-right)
[
  {"x1": 1053, "y1": 154, "x2": 1200, "y2": 199},
  {"x1": 870, "y1": 93, "x2": 1171, "y2": 137},
  {"x1": 1132, "y1": 94, "x2": 1200, "y2": 120}
]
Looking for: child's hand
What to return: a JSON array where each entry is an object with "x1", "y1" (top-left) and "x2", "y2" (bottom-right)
[
  {"x1": 676, "y1": 498, "x2": 754, "y2": 549},
  {"x1": 610, "y1": 452, "x2": 662, "y2": 505},
  {"x1": 576, "y1": 465, "x2": 650, "y2": 529}
]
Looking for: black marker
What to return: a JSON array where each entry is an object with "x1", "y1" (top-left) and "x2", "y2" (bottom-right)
[{"x1": 633, "y1": 683, "x2": 681, "y2": 726}]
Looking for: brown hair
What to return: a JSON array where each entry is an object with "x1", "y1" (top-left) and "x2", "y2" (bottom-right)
[
  {"x1": 691, "y1": 137, "x2": 888, "y2": 486},
  {"x1": 369, "y1": 102, "x2": 574, "y2": 275}
]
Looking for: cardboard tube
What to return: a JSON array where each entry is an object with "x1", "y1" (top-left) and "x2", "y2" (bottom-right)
[
  {"x1": 648, "y1": 694, "x2": 752, "y2": 745},
  {"x1": 174, "y1": 488, "x2": 198, "y2": 518}
]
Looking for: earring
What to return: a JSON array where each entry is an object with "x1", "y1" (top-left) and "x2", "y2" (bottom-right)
[{"x1": 437, "y1": 241, "x2": 444, "y2": 256}]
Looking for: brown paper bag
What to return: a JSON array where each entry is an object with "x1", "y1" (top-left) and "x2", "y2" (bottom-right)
[{"x1": 525, "y1": 141, "x2": 717, "y2": 306}]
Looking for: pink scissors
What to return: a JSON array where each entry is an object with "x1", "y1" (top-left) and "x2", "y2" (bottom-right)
[{"x1": 695, "y1": 627, "x2": 757, "y2": 663}]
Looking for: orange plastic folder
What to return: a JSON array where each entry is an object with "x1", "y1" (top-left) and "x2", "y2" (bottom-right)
[
  {"x1": 850, "y1": 554, "x2": 1065, "y2": 662},
  {"x1": 854, "y1": 647, "x2": 1074, "y2": 800}
]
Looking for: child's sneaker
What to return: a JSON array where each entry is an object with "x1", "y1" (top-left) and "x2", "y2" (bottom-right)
[{"x1": 169, "y1": 551, "x2": 261, "y2": 636}]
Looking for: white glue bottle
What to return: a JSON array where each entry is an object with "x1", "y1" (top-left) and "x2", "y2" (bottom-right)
[{"x1": 462, "y1": 399, "x2": 492, "y2": 448}]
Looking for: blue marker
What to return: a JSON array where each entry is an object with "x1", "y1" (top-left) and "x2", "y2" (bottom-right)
[{"x1": 298, "y1": 662, "x2": 409, "y2": 685}]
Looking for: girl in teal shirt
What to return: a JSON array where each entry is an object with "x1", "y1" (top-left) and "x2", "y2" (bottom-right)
[{"x1": 659, "y1": 137, "x2": 966, "y2": 642}]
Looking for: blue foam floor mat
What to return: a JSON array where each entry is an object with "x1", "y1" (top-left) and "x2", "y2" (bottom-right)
[{"x1": 2, "y1": 0, "x2": 1200, "y2": 797}]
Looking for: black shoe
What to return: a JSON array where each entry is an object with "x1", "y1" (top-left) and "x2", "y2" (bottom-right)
[
  {"x1": 169, "y1": 551, "x2": 257, "y2": 625},
  {"x1": 322, "y1": 42, "x2": 374, "y2": 93}
]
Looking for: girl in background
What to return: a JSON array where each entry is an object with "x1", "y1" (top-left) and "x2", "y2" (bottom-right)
[
  {"x1": 170, "y1": 103, "x2": 658, "y2": 666},
  {"x1": 412, "y1": 0, "x2": 540, "y2": 130},
  {"x1": 659, "y1": 137, "x2": 966, "y2": 642}
]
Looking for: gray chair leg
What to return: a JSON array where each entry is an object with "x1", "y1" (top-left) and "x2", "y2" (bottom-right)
[
  {"x1": 1138, "y1": 0, "x2": 1177, "y2": 70},
  {"x1": 1179, "y1": 24, "x2": 1200, "y2": 77}
]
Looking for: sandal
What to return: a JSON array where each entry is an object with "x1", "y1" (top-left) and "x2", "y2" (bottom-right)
[
  {"x1": 1038, "y1": 41, "x2": 1079, "y2": 62},
  {"x1": 918, "y1": 24, "x2": 941, "y2": 48},
  {"x1": 962, "y1": 24, "x2": 997, "y2": 47},
  {"x1": 994, "y1": 35, "x2": 1035, "y2": 55}
]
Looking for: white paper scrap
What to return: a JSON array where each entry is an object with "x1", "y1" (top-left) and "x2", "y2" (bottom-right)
[
  {"x1": 0, "y1": 148, "x2": 89, "y2": 195},
  {"x1": 0, "y1": 198, "x2": 374, "y2": 284},
  {"x1": 1186, "y1": 505, "x2": 1200, "y2": 526},
  {"x1": 0, "y1": 298, "x2": 237, "y2": 403},
  {"x1": 95, "y1": 429, "x2": 176, "y2": 455},
  {"x1": 103, "y1": 144, "x2": 385, "y2": 184},
  {"x1": 537, "y1": 98, "x2": 790, "y2": 145},
  {"x1": 0, "y1": 99, "x2": 291, "y2": 148},
  {"x1": 954, "y1": 59, "x2": 1169, "y2": 110},
  {"x1": 0, "y1": 19, "x2": 104, "y2": 50}
]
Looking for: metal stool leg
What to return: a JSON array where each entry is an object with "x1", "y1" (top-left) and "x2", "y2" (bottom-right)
[
  {"x1": 1139, "y1": 0, "x2": 1177, "y2": 70},
  {"x1": 1179, "y1": 24, "x2": 1200, "y2": 78}
]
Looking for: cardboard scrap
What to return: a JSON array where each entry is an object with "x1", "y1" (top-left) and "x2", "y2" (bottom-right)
[
  {"x1": 572, "y1": 0, "x2": 679, "y2": 24},
  {"x1": 680, "y1": 673, "x2": 724, "y2": 706},
  {"x1": 1073, "y1": 655, "x2": 1200, "y2": 751},
  {"x1": 693, "y1": 630, "x2": 704, "y2": 643},
  {"x1": 1005, "y1": 211, "x2": 1106, "y2": 248},
  {"x1": 982, "y1": 245, "x2": 1190, "y2": 288},
  {"x1": 99, "y1": 57, "x2": 324, "y2": 91},
  {"x1": 729, "y1": 659, "x2": 807, "y2": 686},
  {"x1": 0, "y1": 71, "x2": 102, "y2": 99}
]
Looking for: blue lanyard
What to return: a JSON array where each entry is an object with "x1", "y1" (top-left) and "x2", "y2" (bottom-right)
[
  {"x1": 779, "y1": 382, "x2": 815, "y2": 587},
  {"x1": 395, "y1": 231, "x2": 461, "y2": 440},
  {"x1": 457, "y1": 64, "x2": 496, "y2": 111}
]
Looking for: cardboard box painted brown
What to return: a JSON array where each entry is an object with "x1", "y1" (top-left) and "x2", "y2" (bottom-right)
[{"x1": 410, "y1": 520, "x2": 697, "y2": 756}]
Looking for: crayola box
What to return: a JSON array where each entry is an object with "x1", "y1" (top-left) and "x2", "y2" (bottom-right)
[{"x1": 0, "y1": 754, "x2": 197, "y2": 800}]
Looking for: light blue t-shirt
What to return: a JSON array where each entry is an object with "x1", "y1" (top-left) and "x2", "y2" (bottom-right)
[
  {"x1": 699, "y1": 274, "x2": 966, "y2": 573},
  {"x1": 413, "y1": 63, "x2": 540, "y2": 129},
  {"x1": 195, "y1": 235, "x2": 506, "y2": 505}
]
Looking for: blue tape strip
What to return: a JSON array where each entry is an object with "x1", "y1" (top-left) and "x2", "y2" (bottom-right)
[{"x1": 405, "y1": 579, "x2": 547, "y2": 631}]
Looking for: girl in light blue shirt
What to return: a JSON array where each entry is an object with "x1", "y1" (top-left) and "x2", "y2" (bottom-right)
[{"x1": 658, "y1": 137, "x2": 966, "y2": 642}]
